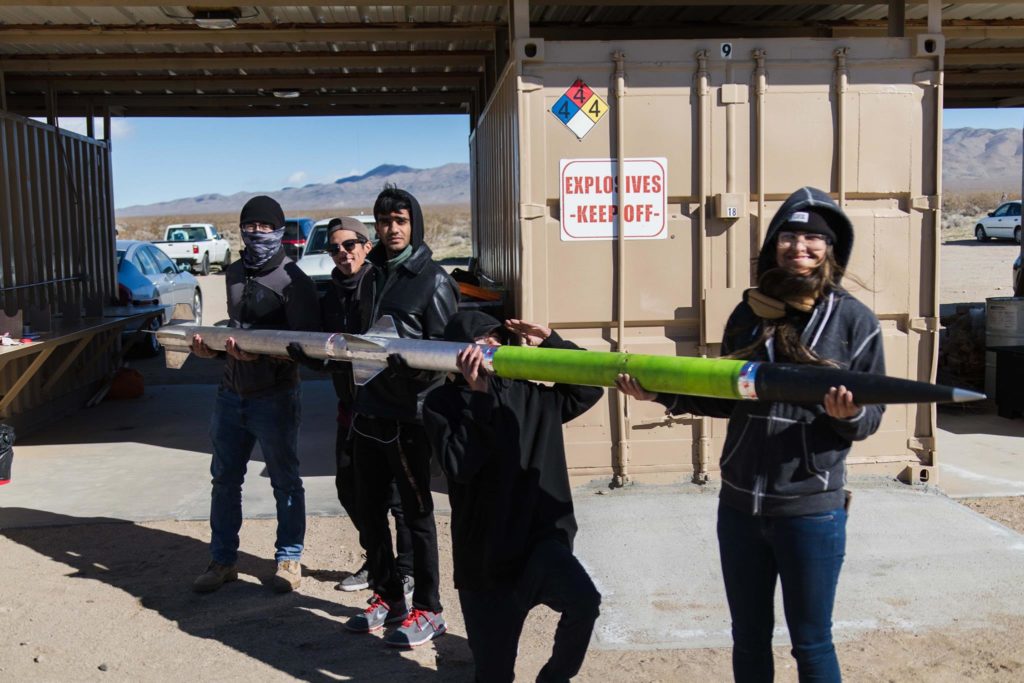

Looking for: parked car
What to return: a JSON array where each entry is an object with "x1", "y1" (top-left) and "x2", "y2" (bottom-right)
[
  {"x1": 1014, "y1": 252, "x2": 1022, "y2": 296},
  {"x1": 116, "y1": 240, "x2": 202, "y2": 356},
  {"x1": 295, "y1": 216, "x2": 379, "y2": 295},
  {"x1": 284, "y1": 217, "x2": 317, "y2": 260},
  {"x1": 975, "y1": 200, "x2": 1022, "y2": 244},
  {"x1": 152, "y1": 223, "x2": 232, "y2": 275},
  {"x1": 295, "y1": 219, "x2": 335, "y2": 295}
]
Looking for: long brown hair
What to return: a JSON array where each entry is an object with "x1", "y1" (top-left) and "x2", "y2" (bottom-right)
[{"x1": 727, "y1": 247, "x2": 844, "y2": 366}]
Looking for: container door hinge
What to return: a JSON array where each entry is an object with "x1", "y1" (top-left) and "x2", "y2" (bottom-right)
[
  {"x1": 909, "y1": 316, "x2": 939, "y2": 333},
  {"x1": 519, "y1": 203, "x2": 546, "y2": 220},
  {"x1": 911, "y1": 195, "x2": 939, "y2": 211}
]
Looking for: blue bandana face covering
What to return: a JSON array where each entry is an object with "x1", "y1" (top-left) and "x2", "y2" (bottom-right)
[{"x1": 241, "y1": 227, "x2": 285, "y2": 269}]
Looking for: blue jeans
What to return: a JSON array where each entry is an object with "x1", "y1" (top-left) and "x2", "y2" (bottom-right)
[
  {"x1": 209, "y1": 386, "x2": 305, "y2": 565},
  {"x1": 717, "y1": 502, "x2": 847, "y2": 683}
]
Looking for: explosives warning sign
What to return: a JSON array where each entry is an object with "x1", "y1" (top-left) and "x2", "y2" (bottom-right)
[
  {"x1": 551, "y1": 78, "x2": 608, "y2": 139},
  {"x1": 559, "y1": 158, "x2": 668, "y2": 241}
]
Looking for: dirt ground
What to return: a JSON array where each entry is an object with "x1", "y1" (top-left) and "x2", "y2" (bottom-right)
[
  {"x1": 2, "y1": 515, "x2": 1023, "y2": 683},
  {"x1": 2, "y1": 239, "x2": 1022, "y2": 681}
]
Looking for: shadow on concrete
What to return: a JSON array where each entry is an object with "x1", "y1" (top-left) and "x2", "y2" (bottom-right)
[
  {"x1": 943, "y1": 238, "x2": 1020, "y2": 247},
  {"x1": 938, "y1": 408, "x2": 1024, "y2": 437},
  {"x1": 0, "y1": 509, "x2": 471, "y2": 682}
]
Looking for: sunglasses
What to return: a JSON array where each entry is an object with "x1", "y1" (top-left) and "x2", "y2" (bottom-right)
[{"x1": 327, "y1": 239, "x2": 366, "y2": 254}]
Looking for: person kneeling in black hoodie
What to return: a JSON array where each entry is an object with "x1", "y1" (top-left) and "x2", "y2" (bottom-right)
[{"x1": 423, "y1": 312, "x2": 603, "y2": 683}]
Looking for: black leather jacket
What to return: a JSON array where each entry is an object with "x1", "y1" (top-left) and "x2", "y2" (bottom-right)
[{"x1": 353, "y1": 192, "x2": 459, "y2": 422}]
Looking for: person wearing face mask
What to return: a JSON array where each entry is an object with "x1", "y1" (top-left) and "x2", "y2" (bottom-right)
[
  {"x1": 285, "y1": 217, "x2": 415, "y2": 597},
  {"x1": 189, "y1": 195, "x2": 320, "y2": 595},
  {"x1": 617, "y1": 187, "x2": 886, "y2": 682}
]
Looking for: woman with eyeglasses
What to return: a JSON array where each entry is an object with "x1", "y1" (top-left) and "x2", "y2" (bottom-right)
[
  {"x1": 287, "y1": 216, "x2": 416, "y2": 597},
  {"x1": 617, "y1": 187, "x2": 886, "y2": 682}
]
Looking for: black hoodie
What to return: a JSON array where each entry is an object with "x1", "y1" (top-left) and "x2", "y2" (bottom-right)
[
  {"x1": 422, "y1": 313, "x2": 603, "y2": 590},
  {"x1": 353, "y1": 189, "x2": 460, "y2": 422},
  {"x1": 656, "y1": 187, "x2": 886, "y2": 516}
]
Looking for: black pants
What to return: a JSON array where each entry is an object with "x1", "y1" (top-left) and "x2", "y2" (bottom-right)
[
  {"x1": 335, "y1": 421, "x2": 413, "y2": 577},
  {"x1": 351, "y1": 416, "x2": 441, "y2": 613},
  {"x1": 459, "y1": 538, "x2": 601, "y2": 683}
]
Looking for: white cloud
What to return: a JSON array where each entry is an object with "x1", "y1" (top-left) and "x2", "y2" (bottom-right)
[{"x1": 286, "y1": 170, "x2": 308, "y2": 185}]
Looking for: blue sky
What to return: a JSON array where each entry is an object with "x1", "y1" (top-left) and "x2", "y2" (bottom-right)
[
  {"x1": 58, "y1": 115, "x2": 470, "y2": 208},
  {"x1": 57, "y1": 107, "x2": 1021, "y2": 208}
]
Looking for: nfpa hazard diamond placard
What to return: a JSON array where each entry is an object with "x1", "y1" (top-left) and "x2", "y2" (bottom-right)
[{"x1": 551, "y1": 78, "x2": 608, "y2": 140}]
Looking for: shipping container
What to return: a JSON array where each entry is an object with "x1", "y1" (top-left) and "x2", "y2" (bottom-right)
[{"x1": 471, "y1": 37, "x2": 942, "y2": 483}]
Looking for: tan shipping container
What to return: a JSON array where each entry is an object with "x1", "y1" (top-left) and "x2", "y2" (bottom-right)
[{"x1": 471, "y1": 37, "x2": 941, "y2": 483}]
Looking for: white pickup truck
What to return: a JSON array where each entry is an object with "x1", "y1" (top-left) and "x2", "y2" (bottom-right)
[{"x1": 153, "y1": 223, "x2": 232, "y2": 275}]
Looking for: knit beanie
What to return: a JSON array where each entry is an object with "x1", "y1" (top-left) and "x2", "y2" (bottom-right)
[{"x1": 239, "y1": 195, "x2": 285, "y2": 229}]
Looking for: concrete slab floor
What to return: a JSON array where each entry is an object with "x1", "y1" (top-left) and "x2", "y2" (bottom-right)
[{"x1": 2, "y1": 381, "x2": 1024, "y2": 656}]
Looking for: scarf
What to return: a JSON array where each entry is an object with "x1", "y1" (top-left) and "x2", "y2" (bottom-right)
[
  {"x1": 241, "y1": 227, "x2": 285, "y2": 269},
  {"x1": 745, "y1": 288, "x2": 816, "y2": 320}
]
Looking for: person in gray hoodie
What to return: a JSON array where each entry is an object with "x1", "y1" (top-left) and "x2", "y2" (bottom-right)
[{"x1": 618, "y1": 187, "x2": 885, "y2": 682}]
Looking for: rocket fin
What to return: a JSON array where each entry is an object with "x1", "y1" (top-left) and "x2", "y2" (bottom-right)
[
  {"x1": 164, "y1": 349, "x2": 190, "y2": 369},
  {"x1": 352, "y1": 361, "x2": 385, "y2": 386},
  {"x1": 365, "y1": 315, "x2": 400, "y2": 339}
]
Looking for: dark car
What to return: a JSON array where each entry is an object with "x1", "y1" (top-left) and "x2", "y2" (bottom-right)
[
  {"x1": 283, "y1": 217, "x2": 316, "y2": 260},
  {"x1": 1014, "y1": 253, "x2": 1022, "y2": 296}
]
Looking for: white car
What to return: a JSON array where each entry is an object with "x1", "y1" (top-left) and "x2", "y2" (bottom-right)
[
  {"x1": 975, "y1": 200, "x2": 1022, "y2": 244},
  {"x1": 153, "y1": 223, "x2": 232, "y2": 275},
  {"x1": 296, "y1": 216, "x2": 377, "y2": 295}
]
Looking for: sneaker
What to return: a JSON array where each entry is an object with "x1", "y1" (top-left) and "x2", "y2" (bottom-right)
[
  {"x1": 402, "y1": 574, "x2": 415, "y2": 600},
  {"x1": 336, "y1": 564, "x2": 370, "y2": 592},
  {"x1": 192, "y1": 561, "x2": 237, "y2": 594},
  {"x1": 345, "y1": 594, "x2": 409, "y2": 633},
  {"x1": 384, "y1": 609, "x2": 447, "y2": 648},
  {"x1": 271, "y1": 560, "x2": 302, "y2": 593}
]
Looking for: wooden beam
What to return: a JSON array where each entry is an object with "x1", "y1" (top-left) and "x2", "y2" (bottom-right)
[
  {"x1": 946, "y1": 49, "x2": 1024, "y2": 66},
  {"x1": 0, "y1": 51, "x2": 488, "y2": 74},
  {"x1": 7, "y1": 103, "x2": 470, "y2": 117},
  {"x1": 0, "y1": 23, "x2": 497, "y2": 47},
  {"x1": 944, "y1": 70, "x2": 1024, "y2": 85},
  {"x1": 888, "y1": 0, "x2": 906, "y2": 38},
  {"x1": 8, "y1": 92, "x2": 474, "y2": 109},
  {"x1": 5, "y1": 73, "x2": 483, "y2": 94}
]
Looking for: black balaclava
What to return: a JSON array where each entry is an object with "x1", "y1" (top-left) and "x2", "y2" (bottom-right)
[{"x1": 239, "y1": 195, "x2": 286, "y2": 269}]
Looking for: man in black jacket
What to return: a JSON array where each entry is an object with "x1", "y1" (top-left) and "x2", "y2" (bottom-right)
[
  {"x1": 423, "y1": 312, "x2": 603, "y2": 682},
  {"x1": 189, "y1": 195, "x2": 320, "y2": 595},
  {"x1": 343, "y1": 186, "x2": 458, "y2": 648},
  {"x1": 286, "y1": 216, "x2": 414, "y2": 594}
]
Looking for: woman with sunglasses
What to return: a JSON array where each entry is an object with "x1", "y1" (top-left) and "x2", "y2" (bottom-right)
[
  {"x1": 287, "y1": 217, "x2": 415, "y2": 597},
  {"x1": 617, "y1": 187, "x2": 886, "y2": 682}
]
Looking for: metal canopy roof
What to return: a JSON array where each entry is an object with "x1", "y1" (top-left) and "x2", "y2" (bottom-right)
[{"x1": 0, "y1": 1, "x2": 1022, "y2": 120}]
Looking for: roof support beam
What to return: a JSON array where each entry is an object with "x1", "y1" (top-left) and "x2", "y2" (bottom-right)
[
  {"x1": 4, "y1": 74, "x2": 482, "y2": 94},
  {"x1": 0, "y1": 24, "x2": 497, "y2": 47},
  {"x1": 0, "y1": 52, "x2": 488, "y2": 74},
  {"x1": 946, "y1": 49, "x2": 1024, "y2": 66},
  {"x1": 8, "y1": 103, "x2": 470, "y2": 118},
  {"x1": 888, "y1": 0, "x2": 905, "y2": 38},
  {"x1": 8, "y1": 92, "x2": 474, "y2": 110}
]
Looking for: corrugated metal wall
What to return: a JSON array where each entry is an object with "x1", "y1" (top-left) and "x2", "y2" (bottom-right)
[
  {"x1": 470, "y1": 63, "x2": 521, "y2": 304},
  {"x1": 473, "y1": 37, "x2": 942, "y2": 478},
  {"x1": 0, "y1": 113, "x2": 116, "y2": 315},
  {"x1": 0, "y1": 112, "x2": 118, "y2": 423}
]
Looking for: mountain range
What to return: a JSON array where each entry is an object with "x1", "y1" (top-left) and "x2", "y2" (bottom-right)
[
  {"x1": 116, "y1": 162, "x2": 470, "y2": 216},
  {"x1": 943, "y1": 127, "x2": 1022, "y2": 192},
  {"x1": 115, "y1": 127, "x2": 1023, "y2": 215}
]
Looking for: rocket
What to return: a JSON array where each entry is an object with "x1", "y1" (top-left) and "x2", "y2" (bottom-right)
[{"x1": 155, "y1": 316, "x2": 985, "y2": 404}]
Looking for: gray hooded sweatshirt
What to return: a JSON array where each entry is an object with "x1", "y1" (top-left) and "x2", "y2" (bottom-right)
[{"x1": 656, "y1": 186, "x2": 886, "y2": 516}]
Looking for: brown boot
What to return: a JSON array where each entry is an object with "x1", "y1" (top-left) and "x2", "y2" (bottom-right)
[
  {"x1": 193, "y1": 561, "x2": 238, "y2": 594},
  {"x1": 272, "y1": 560, "x2": 302, "y2": 593}
]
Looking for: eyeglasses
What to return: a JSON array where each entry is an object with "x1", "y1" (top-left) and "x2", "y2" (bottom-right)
[
  {"x1": 240, "y1": 222, "x2": 277, "y2": 234},
  {"x1": 327, "y1": 239, "x2": 366, "y2": 254},
  {"x1": 777, "y1": 231, "x2": 829, "y2": 247}
]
